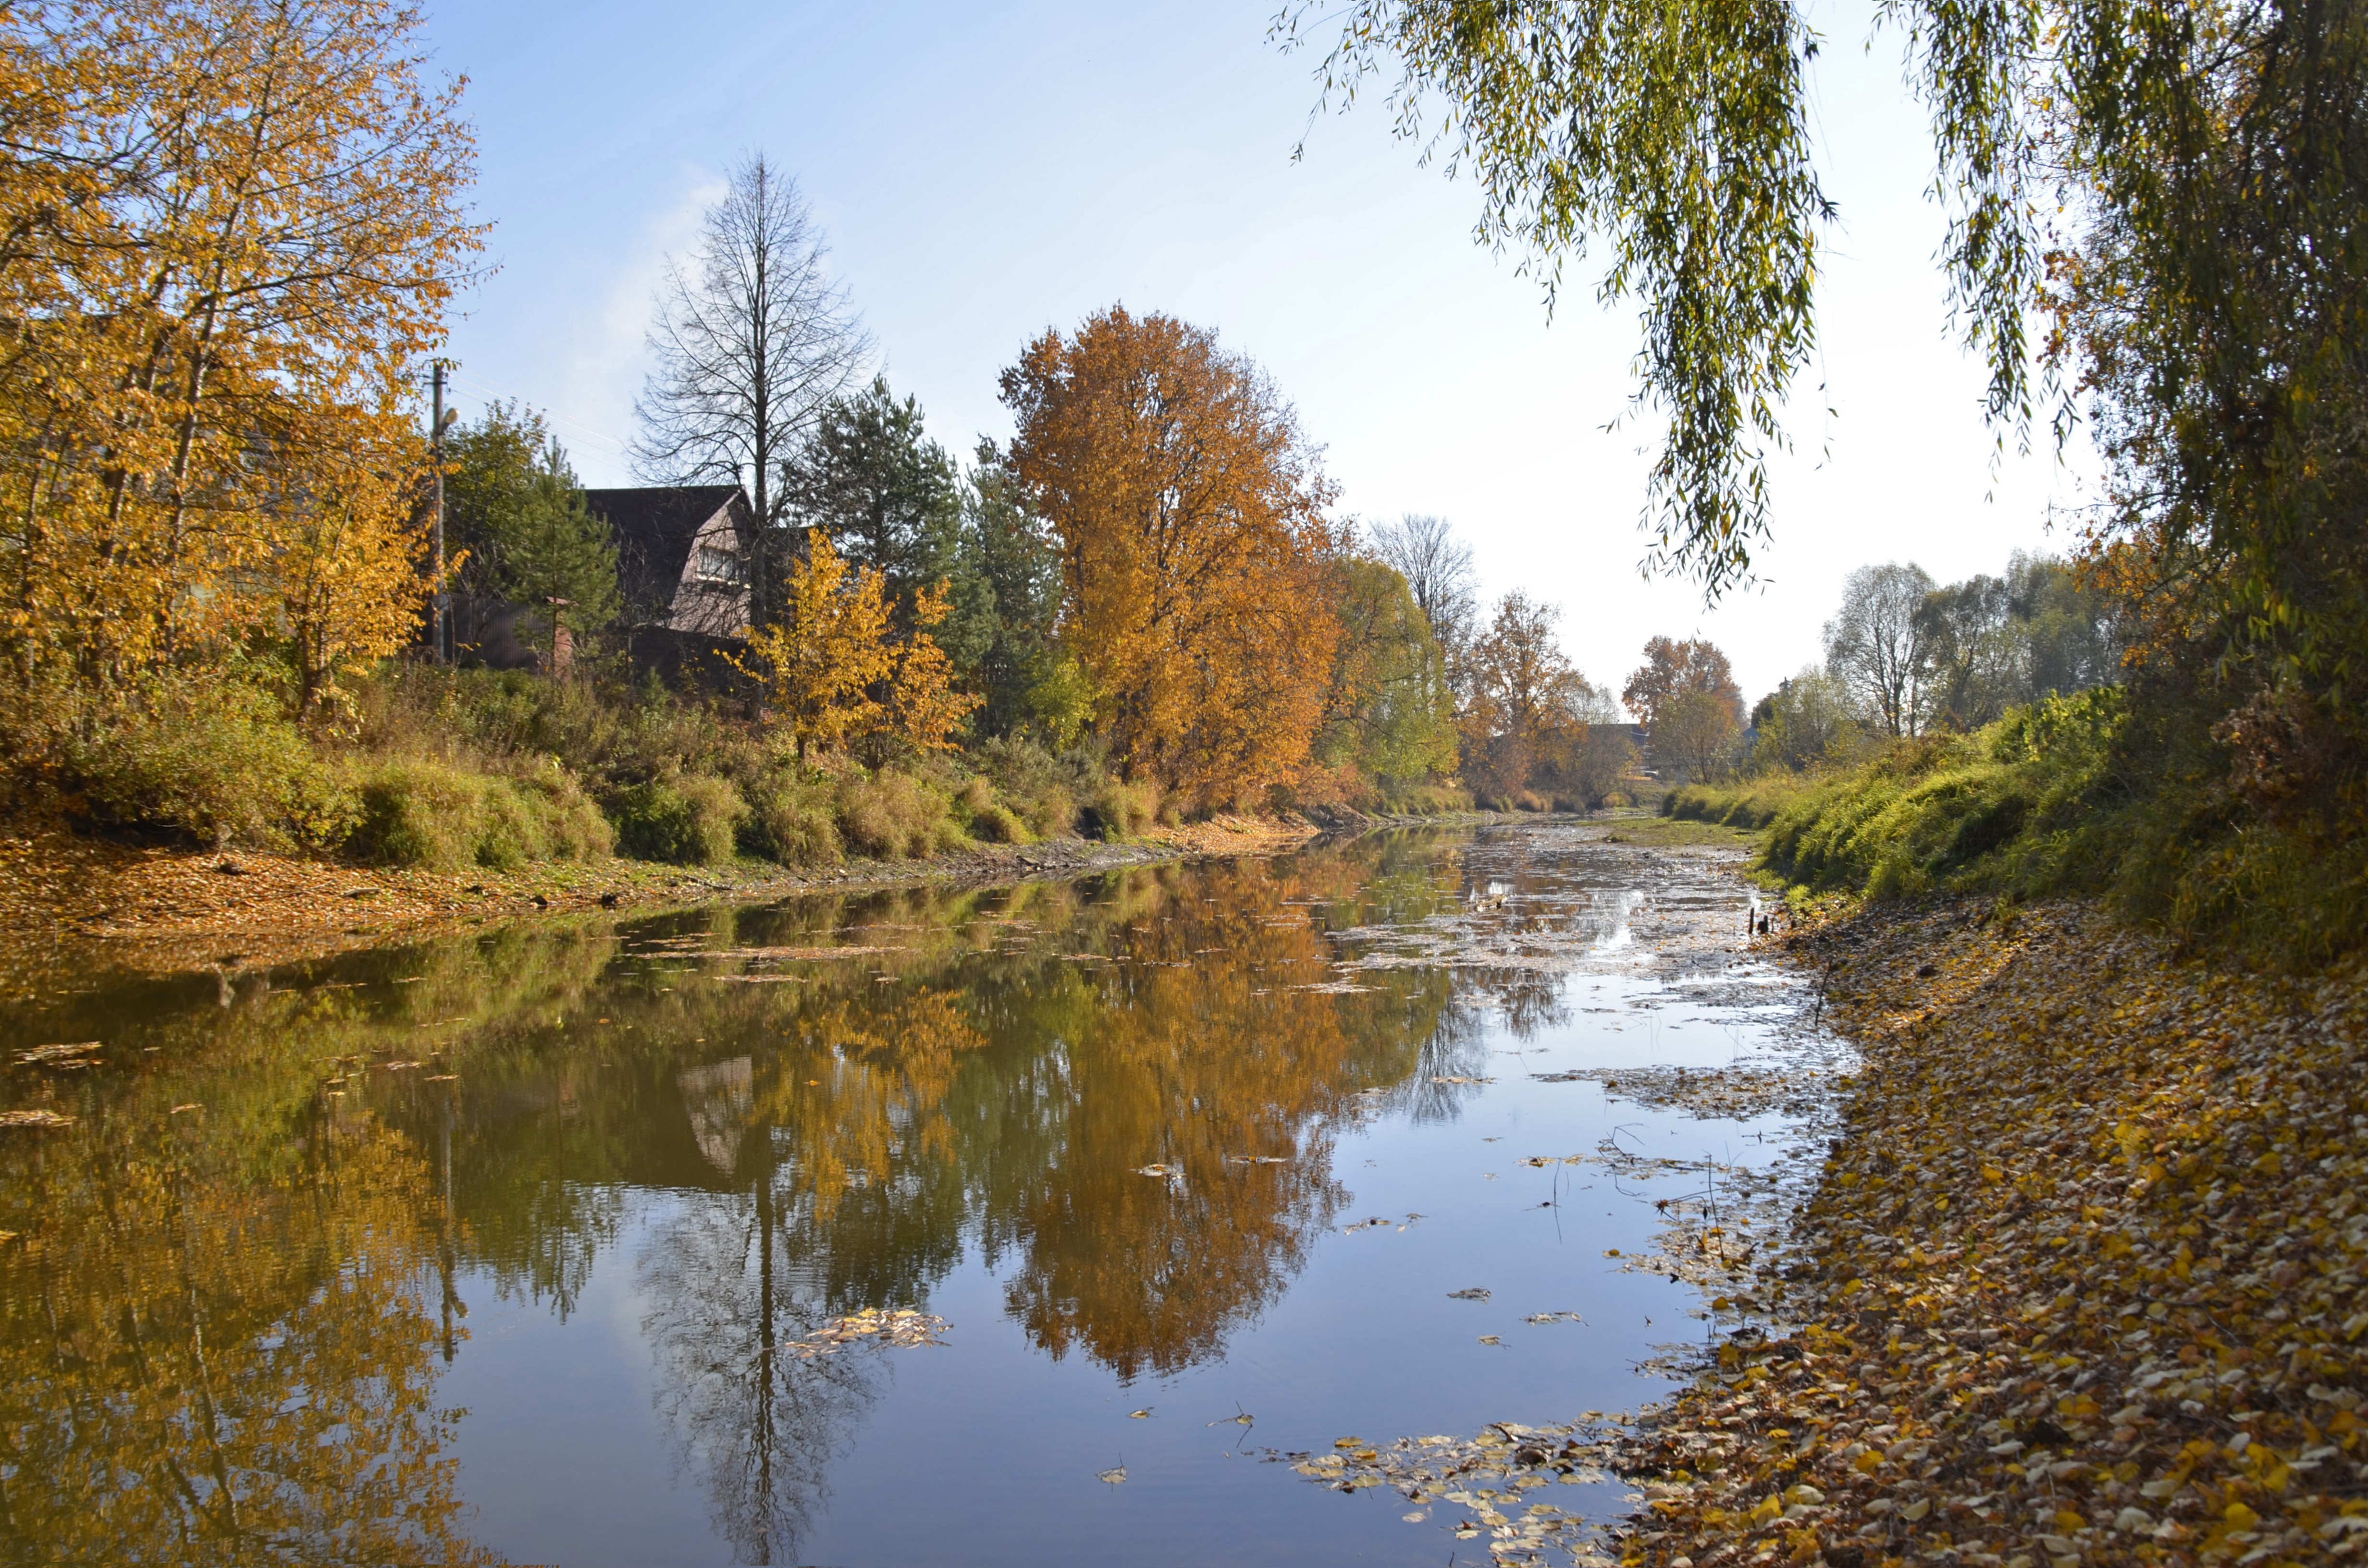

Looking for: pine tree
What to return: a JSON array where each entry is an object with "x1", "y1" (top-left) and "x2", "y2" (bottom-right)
[{"x1": 445, "y1": 403, "x2": 620, "y2": 657}]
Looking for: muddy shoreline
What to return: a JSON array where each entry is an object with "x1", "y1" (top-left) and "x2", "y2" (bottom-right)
[
  {"x1": 1606, "y1": 898, "x2": 2368, "y2": 1568},
  {"x1": 0, "y1": 810, "x2": 1744, "y2": 996}
]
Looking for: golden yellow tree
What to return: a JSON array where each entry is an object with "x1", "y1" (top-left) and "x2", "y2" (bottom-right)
[
  {"x1": 0, "y1": 0, "x2": 480, "y2": 712},
  {"x1": 743, "y1": 530, "x2": 895, "y2": 757},
  {"x1": 744, "y1": 531, "x2": 979, "y2": 759},
  {"x1": 275, "y1": 432, "x2": 434, "y2": 720},
  {"x1": 885, "y1": 577, "x2": 981, "y2": 753},
  {"x1": 1000, "y1": 306, "x2": 1343, "y2": 806}
]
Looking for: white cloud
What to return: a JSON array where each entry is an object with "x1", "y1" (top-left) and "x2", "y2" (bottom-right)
[{"x1": 550, "y1": 168, "x2": 728, "y2": 486}]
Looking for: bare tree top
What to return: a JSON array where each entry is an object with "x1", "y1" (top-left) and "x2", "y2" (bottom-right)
[
  {"x1": 1368, "y1": 513, "x2": 1475, "y2": 649},
  {"x1": 631, "y1": 152, "x2": 871, "y2": 526}
]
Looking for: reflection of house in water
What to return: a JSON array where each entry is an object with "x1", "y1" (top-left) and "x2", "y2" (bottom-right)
[
  {"x1": 678, "y1": 1055, "x2": 755, "y2": 1176},
  {"x1": 449, "y1": 484, "x2": 758, "y2": 688}
]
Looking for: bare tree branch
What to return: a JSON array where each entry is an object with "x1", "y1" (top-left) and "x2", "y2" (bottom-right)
[{"x1": 631, "y1": 153, "x2": 870, "y2": 628}]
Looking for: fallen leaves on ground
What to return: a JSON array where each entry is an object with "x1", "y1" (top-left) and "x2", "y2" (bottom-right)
[{"x1": 1611, "y1": 898, "x2": 2368, "y2": 1568}]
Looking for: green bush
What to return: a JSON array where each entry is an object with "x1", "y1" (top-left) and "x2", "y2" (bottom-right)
[
  {"x1": 608, "y1": 773, "x2": 744, "y2": 866},
  {"x1": 1378, "y1": 783, "x2": 1472, "y2": 815},
  {"x1": 65, "y1": 679, "x2": 356, "y2": 850},
  {"x1": 349, "y1": 758, "x2": 613, "y2": 870},
  {"x1": 836, "y1": 770, "x2": 962, "y2": 859},
  {"x1": 1081, "y1": 777, "x2": 1159, "y2": 840},
  {"x1": 1699, "y1": 689, "x2": 2129, "y2": 905},
  {"x1": 479, "y1": 761, "x2": 613, "y2": 868},
  {"x1": 1665, "y1": 773, "x2": 1820, "y2": 831},
  {"x1": 973, "y1": 735, "x2": 1085, "y2": 838},
  {"x1": 951, "y1": 776, "x2": 1028, "y2": 845},
  {"x1": 740, "y1": 772, "x2": 842, "y2": 867}
]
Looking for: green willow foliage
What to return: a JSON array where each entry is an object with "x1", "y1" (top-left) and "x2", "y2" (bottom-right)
[
  {"x1": 1277, "y1": 0, "x2": 2362, "y2": 652},
  {"x1": 2063, "y1": 1, "x2": 2368, "y2": 709},
  {"x1": 1277, "y1": 0, "x2": 1827, "y2": 595}
]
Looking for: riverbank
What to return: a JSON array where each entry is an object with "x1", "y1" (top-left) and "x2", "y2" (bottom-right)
[
  {"x1": 1612, "y1": 897, "x2": 2368, "y2": 1568},
  {"x1": 0, "y1": 814, "x2": 1327, "y2": 976},
  {"x1": 0, "y1": 808, "x2": 1697, "y2": 992}
]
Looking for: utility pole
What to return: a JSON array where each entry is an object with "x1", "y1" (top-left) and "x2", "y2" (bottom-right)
[{"x1": 430, "y1": 362, "x2": 454, "y2": 664}]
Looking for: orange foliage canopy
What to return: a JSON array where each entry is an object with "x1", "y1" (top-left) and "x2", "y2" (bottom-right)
[
  {"x1": 0, "y1": 0, "x2": 481, "y2": 710},
  {"x1": 1001, "y1": 306, "x2": 1343, "y2": 805}
]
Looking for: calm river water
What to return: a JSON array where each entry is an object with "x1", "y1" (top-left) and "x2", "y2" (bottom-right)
[{"x1": 0, "y1": 825, "x2": 1834, "y2": 1568}]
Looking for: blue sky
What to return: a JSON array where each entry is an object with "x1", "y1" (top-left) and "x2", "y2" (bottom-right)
[{"x1": 418, "y1": 0, "x2": 2093, "y2": 709}]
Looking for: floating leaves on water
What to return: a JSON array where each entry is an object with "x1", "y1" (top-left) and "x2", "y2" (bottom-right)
[
  {"x1": 1128, "y1": 1408, "x2": 1153, "y2": 1419},
  {"x1": 1477, "y1": 1335, "x2": 1503, "y2": 1346},
  {"x1": 0, "y1": 1109, "x2": 74, "y2": 1129},
  {"x1": 1224, "y1": 1154, "x2": 1289, "y2": 1165},
  {"x1": 1431, "y1": 1075, "x2": 1493, "y2": 1085},
  {"x1": 1133, "y1": 1164, "x2": 1177, "y2": 1178},
  {"x1": 14, "y1": 1041, "x2": 100, "y2": 1067},
  {"x1": 1524, "y1": 1311, "x2": 1585, "y2": 1325},
  {"x1": 168, "y1": 1103, "x2": 200, "y2": 1115},
  {"x1": 1528, "y1": 1066, "x2": 1813, "y2": 1122},
  {"x1": 1268, "y1": 1422, "x2": 1619, "y2": 1557},
  {"x1": 1341, "y1": 1216, "x2": 1394, "y2": 1234},
  {"x1": 1096, "y1": 1462, "x2": 1127, "y2": 1485},
  {"x1": 784, "y1": 1307, "x2": 948, "y2": 1361},
  {"x1": 698, "y1": 944, "x2": 908, "y2": 962},
  {"x1": 1446, "y1": 1287, "x2": 1492, "y2": 1301},
  {"x1": 1207, "y1": 1404, "x2": 1255, "y2": 1427}
]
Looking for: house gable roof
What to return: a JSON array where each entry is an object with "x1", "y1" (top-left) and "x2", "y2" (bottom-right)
[{"x1": 582, "y1": 486, "x2": 747, "y2": 622}]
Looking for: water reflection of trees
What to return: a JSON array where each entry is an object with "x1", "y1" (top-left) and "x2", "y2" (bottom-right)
[
  {"x1": 0, "y1": 1092, "x2": 499, "y2": 1566},
  {"x1": 639, "y1": 1182, "x2": 877, "y2": 1567},
  {"x1": 0, "y1": 829, "x2": 1508, "y2": 1563}
]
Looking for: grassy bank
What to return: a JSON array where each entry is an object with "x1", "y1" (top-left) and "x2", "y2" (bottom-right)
[
  {"x1": 14, "y1": 663, "x2": 1477, "y2": 885},
  {"x1": 1611, "y1": 898, "x2": 2368, "y2": 1568},
  {"x1": 1665, "y1": 688, "x2": 2368, "y2": 969}
]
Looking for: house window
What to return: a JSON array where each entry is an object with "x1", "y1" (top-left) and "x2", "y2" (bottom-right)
[{"x1": 694, "y1": 545, "x2": 746, "y2": 585}]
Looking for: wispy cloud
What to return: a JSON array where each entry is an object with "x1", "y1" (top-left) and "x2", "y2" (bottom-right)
[{"x1": 552, "y1": 167, "x2": 728, "y2": 486}]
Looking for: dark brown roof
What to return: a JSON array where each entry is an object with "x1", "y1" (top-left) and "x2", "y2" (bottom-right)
[{"x1": 582, "y1": 486, "x2": 747, "y2": 622}]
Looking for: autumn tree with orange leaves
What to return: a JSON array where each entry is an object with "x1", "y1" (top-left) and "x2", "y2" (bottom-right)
[
  {"x1": 0, "y1": 0, "x2": 481, "y2": 734},
  {"x1": 1000, "y1": 307, "x2": 1344, "y2": 805}
]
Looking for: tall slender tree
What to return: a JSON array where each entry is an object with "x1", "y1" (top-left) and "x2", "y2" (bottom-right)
[
  {"x1": 632, "y1": 154, "x2": 869, "y2": 629},
  {"x1": 1823, "y1": 564, "x2": 1937, "y2": 737}
]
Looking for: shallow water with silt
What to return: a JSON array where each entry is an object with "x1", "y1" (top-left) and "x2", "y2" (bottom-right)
[{"x1": 0, "y1": 825, "x2": 1838, "y2": 1567}]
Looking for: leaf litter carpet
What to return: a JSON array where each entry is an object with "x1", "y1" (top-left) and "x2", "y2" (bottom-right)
[
  {"x1": 1272, "y1": 891, "x2": 2366, "y2": 1568},
  {"x1": 1613, "y1": 900, "x2": 2368, "y2": 1568}
]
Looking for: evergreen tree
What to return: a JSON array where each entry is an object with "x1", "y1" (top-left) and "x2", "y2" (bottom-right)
[
  {"x1": 779, "y1": 376, "x2": 961, "y2": 622},
  {"x1": 944, "y1": 441, "x2": 1081, "y2": 743},
  {"x1": 445, "y1": 402, "x2": 620, "y2": 655}
]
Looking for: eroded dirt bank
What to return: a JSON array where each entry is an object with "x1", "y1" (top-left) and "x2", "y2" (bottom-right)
[
  {"x1": 0, "y1": 815, "x2": 1328, "y2": 990},
  {"x1": 1613, "y1": 900, "x2": 2368, "y2": 1568}
]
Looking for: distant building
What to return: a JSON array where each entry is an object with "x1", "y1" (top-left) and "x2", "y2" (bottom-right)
[{"x1": 448, "y1": 485, "x2": 757, "y2": 688}]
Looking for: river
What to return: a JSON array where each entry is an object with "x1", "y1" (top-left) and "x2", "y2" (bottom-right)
[{"x1": 0, "y1": 823, "x2": 1844, "y2": 1568}]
